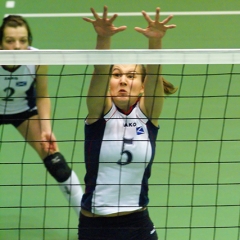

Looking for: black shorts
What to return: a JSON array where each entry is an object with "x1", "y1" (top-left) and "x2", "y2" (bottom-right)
[
  {"x1": 0, "y1": 109, "x2": 38, "y2": 128},
  {"x1": 78, "y1": 209, "x2": 158, "y2": 240}
]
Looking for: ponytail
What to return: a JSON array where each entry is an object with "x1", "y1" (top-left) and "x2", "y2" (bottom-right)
[{"x1": 162, "y1": 77, "x2": 178, "y2": 95}]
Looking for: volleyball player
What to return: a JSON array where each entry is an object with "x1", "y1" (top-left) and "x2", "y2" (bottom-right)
[
  {"x1": 0, "y1": 15, "x2": 83, "y2": 216},
  {"x1": 78, "y1": 6, "x2": 177, "y2": 239}
]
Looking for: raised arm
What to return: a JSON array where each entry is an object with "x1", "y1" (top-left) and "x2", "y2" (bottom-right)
[
  {"x1": 135, "y1": 8, "x2": 176, "y2": 126},
  {"x1": 83, "y1": 6, "x2": 127, "y2": 124}
]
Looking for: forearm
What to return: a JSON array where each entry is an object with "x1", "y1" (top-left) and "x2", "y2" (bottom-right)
[
  {"x1": 145, "y1": 37, "x2": 164, "y2": 121},
  {"x1": 94, "y1": 35, "x2": 111, "y2": 81},
  {"x1": 94, "y1": 35, "x2": 111, "y2": 73},
  {"x1": 87, "y1": 35, "x2": 111, "y2": 119},
  {"x1": 149, "y1": 37, "x2": 162, "y2": 50},
  {"x1": 36, "y1": 97, "x2": 52, "y2": 133},
  {"x1": 148, "y1": 38, "x2": 162, "y2": 74},
  {"x1": 96, "y1": 35, "x2": 111, "y2": 50},
  {"x1": 146, "y1": 37, "x2": 163, "y2": 96}
]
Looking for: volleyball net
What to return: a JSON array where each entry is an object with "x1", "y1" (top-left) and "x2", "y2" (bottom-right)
[{"x1": 0, "y1": 49, "x2": 240, "y2": 240}]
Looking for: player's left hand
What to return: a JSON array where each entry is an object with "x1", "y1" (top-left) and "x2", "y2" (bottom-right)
[{"x1": 135, "y1": 7, "x2": 176, "y2": 39}]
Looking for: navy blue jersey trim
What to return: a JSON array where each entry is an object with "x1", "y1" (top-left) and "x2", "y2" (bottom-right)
[{"x1": 82, "y1": 118, "x2": 106, "y2": 211}]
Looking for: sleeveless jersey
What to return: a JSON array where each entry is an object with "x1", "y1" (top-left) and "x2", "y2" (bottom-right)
[
  {"x1": 0, "y1": 65, "x2": 36, "y2": 114},
  {"x1": 82, "y1": 102, "x2": 159, "y2": 215}
]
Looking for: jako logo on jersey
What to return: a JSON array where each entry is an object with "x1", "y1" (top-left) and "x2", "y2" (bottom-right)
[
  {"x1": 136, "y1": 126, "x2": 144, "y2": 135},
  {"x1": 4, "y1": 76, "x2": 18, "y2": 80},
  {"x1": 16, "y1": 81, "x2": 27, "y2": 86},
  {"x1": 123, "y1": 122, "x2": 137, "y2": 127}
]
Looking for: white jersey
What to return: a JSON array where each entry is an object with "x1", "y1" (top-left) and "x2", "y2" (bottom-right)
[
  {"x1": 0, "y1": 47, "x2": 38, "y2": 115},
  {"x1": 0, "y1": 65, "x2": 36, "y2": 114},
  {"x1": 82, "y1": 102, "x2": 159, "y2": 215}
]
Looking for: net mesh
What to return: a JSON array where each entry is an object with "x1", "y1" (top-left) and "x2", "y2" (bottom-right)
[{"x1": 0, "y1": 49, "x2": 240, "y2": 240}]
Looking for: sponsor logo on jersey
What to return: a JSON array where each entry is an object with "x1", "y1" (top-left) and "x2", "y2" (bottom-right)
[
  {"x1": 4, "y1": 76, "x2": 18, "y2": 80},
  {"x1": 16, "y1": 81, "x2": 27, "y2": 86},
  {"x1": 136, "y1": 126, "x2": 144, "y2": 135},
  {"x1": 123, "y1": 122, "x2": 137, "y2": 127}
]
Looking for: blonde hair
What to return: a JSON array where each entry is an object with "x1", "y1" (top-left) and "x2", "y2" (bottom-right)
[
  {"x1": 162, "y1": 77, "x2": 178, "y2": 95},
  {"x1": 140, "y1": 65, "x2": 178, "y2": 95}
]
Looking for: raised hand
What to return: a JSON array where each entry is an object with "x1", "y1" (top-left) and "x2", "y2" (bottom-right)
[
  {"x1": 83, "y1": 5, "x2": 127, "y2": 38},
  {"x1": 135, "y1": 7, "x2": 176, "y2": 39}
]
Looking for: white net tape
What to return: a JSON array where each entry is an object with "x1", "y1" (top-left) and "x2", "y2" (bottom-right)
[{"x1": 1, "y1": 49, "x2": 240, "y2": 65}]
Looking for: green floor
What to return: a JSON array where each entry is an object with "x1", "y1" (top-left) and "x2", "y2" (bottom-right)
[{"x1": 0, "y1": 1, "x2": 240, "y2": 239}]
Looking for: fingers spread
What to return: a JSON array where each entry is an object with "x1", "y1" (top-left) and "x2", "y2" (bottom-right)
[
  {"x1": 116, "y1": 26, "x2": 127, "y2": 32},
  {"x1": 90, "y1": 7, "x2": 99, "y2": 19},
  {"x1": 134, "y1": 27, "x2": 145, "y2": 34},
  {"x1": 154, "y1": 7, "x2": 160, "y2": 22},
  {"x1": 82, "y1": 17, "x2": 94, "y2": 23},
  {"x1": 141, "y1": 11, "x2": 152, "y2": 23}
]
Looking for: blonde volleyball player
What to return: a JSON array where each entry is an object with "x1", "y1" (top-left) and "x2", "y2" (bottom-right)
[
  {"x1": 0, "y1": 15, "x2": 83, "y2": 216},
  {"x1": 78, "y1": 6, "x2": 177, "y2": 240}
]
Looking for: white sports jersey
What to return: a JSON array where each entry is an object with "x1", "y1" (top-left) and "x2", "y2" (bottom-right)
[
  {"x1": 0, "y1": 65, "x2": 36, "y2": 114},
  {"x1": 0, "y1": 47, "x2": 37, "y2": 114},
  {"x1": 82, "y1": 102, "x2": 159, "y2": 215}
]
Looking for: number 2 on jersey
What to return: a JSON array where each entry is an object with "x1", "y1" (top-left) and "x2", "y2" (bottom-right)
[{"x1": 2, "y1": 87, "x2": 15, "y2": 101}]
